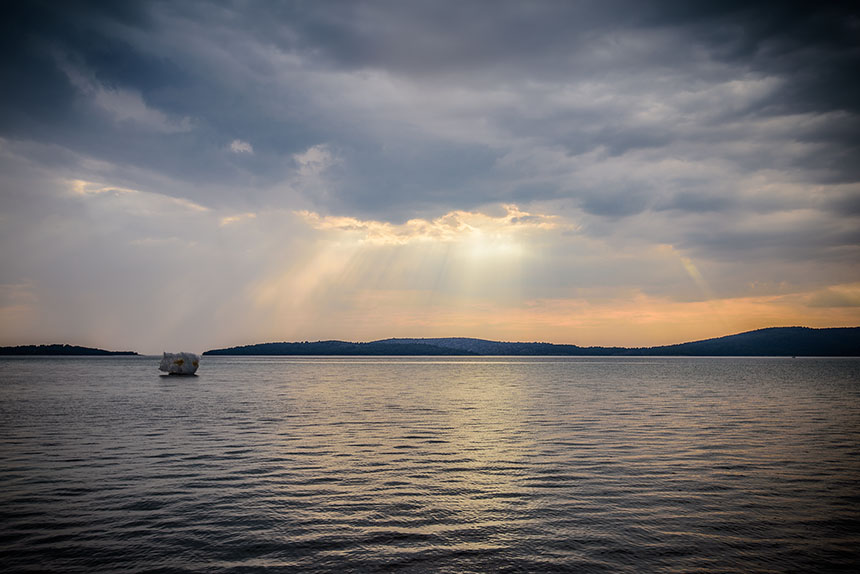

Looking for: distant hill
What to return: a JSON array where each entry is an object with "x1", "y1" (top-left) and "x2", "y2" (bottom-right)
[
  {"x1": 203, "y1": 340, "x2": 477, "y2": 356},
  {"x1": 205, "y1": 327, "x2": 859, "y2": 356},
  {"x1": 0, "y1": 344, "x2": 138, "y2": 356},
  {"x1": 375, "y1": 337, "x2": 624, "y2": 355},
  {"x1": 626, "y1": 326, "x2": 860, "y2": 356}
]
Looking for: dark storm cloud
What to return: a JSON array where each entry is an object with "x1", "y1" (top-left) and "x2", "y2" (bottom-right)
[
  {"x1": 1, "y1": 1, "x2": 150, "y2": 128},
  {"x1": 655, "y1": 191, "x2": 734, "y2": 214},
  {"x1": 2, "y1": 1, "x2": 309, "y2": 200},
  {"x1": 258, "y1": 0, "x2": 860, "y2": 117},
  {"x1": 1, "y1": 1, "x2": 858, "y2": 228},
  {"x1": 237, "y1": 1, "x2": 855, "y2": 82}
]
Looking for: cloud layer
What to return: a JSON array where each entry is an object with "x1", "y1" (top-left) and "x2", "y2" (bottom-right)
[{"x1": 1, "y1": 1, "x2": 858, "y2": 352}]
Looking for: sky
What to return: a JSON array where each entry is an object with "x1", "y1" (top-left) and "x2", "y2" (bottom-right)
[{"x1": 1, "y1": 0, "x2": 859, "y2": 354}]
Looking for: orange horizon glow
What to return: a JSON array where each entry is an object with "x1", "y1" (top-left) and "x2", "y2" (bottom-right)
[{"x1": 1, "y1": 186, "x2": 857, "y2": 355}]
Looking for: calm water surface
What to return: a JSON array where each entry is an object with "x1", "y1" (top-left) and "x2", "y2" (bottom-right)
[{"x1": 1, "y1": 356, "x2": 859, "y2": 573}]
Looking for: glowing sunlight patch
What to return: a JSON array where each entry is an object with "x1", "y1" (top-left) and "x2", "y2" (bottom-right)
[
  {"x1": 220, "y1": 212, "x2": 257, "y2": 226},
  {"x1": 297, "y1": 205, "x2": 565, "y2": 247},
  {"x1": 66, "y1": 179, "x2": 210, "y2": 212},
  {"x1": 68, "y1": 179, "x2": 137, "y2": 196}
]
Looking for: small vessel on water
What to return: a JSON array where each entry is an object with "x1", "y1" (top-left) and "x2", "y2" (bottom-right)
[{"x1": 159, "y1": 352, "x2": 200, "y2": 375}]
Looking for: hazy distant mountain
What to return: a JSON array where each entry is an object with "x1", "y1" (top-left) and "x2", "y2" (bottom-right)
[
  {"x1": 205, "y1": 327, "x2": 859, "y2": 356},
  {"x1": 0, "y1": 344, "x2": 138, "y2": 356}
]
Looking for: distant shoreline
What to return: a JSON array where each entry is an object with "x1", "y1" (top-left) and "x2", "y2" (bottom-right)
[
  {"x1": 0, "y1": 344, "x2": 138, "y2": 356},
  {"x1": 4, "y1": 326, "x2": 858, "y2": 357},
  {"x1": 203, "y1": 327, "x2": 860, "y2": 357}
]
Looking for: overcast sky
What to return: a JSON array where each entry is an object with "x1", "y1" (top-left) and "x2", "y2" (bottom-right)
[{"x1": 1, "y1": 0, "x2": 858, "y2": 353}]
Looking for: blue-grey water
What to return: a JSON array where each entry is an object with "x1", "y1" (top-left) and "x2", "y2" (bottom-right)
[{"x1": 1, "y1": 356, "x2": 859, "y2": 573}]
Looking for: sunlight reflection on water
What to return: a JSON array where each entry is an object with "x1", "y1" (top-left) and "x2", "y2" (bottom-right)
[{"x1": 1, "y1": 356, "x2": 859, "y2": 572}]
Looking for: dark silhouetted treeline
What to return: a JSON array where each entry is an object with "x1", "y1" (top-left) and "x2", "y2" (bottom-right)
[
  {"x1": 0, "y1": 344, "x2": 138, "y2": 356},
  {"x1": 203, "y1": 341, "x2": 477, "y2": 356},
  {"x1": 205, "y1": 327, "x2": 859, "y2": 356}
]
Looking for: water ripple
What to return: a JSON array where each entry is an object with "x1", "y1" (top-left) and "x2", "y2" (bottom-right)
[{"x1": 1, "y1": 356, "x2": 859, "y2": 572}]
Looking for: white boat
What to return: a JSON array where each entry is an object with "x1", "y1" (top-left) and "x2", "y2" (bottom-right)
[{"x1": 159, "y1": 352, "x2": 200, "y2": 375}]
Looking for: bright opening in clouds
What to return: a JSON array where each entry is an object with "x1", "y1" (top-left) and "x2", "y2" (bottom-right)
[{"x1": 1, "y1": 1, "x2": 858, "y2": 353}]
